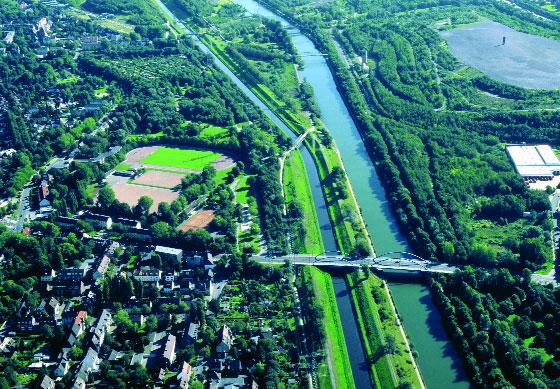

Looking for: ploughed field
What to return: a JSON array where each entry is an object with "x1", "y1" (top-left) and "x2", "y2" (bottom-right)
[{"x1": 441, "y1": 20, "x2": 560, "y2": 89}]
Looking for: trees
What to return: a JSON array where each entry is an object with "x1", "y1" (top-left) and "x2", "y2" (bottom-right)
[
  {"x1": 430, "y1": 269, "x2": 560, "y2": 388},
  {"x1": 97, "y1": 185, "x2": 116, "y2": 210},
  {"x1": 134, "y1": 196, "x2": 153, "y2": 217}
]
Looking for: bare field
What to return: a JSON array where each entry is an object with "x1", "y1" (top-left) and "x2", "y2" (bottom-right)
[
  {"x1": 133, "y1": 170, "x2": 184, "y2": 189},
  {"x1": 112, "y1": 183, "x2": 179, "y2": 213},
  {"x1": 212, "y1": 155, "x2": 236, "y2": 170},
  {"x1": 441, "y1": 21, "x2": 560, "y2": 89},
  {"x1": 178, "y1": 210, "x2": 215, "y2": 231},
  {"x1": 125, "y1": 146, "x2": 160, "y2": 165}
]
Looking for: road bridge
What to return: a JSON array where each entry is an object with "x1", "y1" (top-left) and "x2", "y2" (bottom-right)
[{"x1": 252, "y1": 253, "x2": 459, "y2": 274}]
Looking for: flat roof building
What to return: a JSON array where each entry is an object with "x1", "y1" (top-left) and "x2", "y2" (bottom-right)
[{"x1": 506, "y1": 144, "x2": 560, "y2": 178}]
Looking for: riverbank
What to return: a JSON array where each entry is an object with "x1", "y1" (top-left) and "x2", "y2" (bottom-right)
[
  {"x1": 303, "y1": 267, "x2": 355, "y2": 389},
  {"x1": 282, "y1": 150, "x2": 324, "y2": 254},
  {"x1": 347, "y1": 270, "x2": 424, "y2": 389}
]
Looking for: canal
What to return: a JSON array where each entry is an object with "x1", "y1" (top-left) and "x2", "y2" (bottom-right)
[
  {"x1": 158, "y1": 0, "x2": 468, "y2": 387},
  {"x1": 220, "y1": 1, "x2": 470, "y2": 388}
]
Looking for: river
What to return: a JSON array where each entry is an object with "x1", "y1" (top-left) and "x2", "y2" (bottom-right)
[
  {"x1": 158, "y1": 0, "x2": 468, "y2": 387},
  {"x1": 218, "y1": 1, "x2": 470, "y2": 388}
]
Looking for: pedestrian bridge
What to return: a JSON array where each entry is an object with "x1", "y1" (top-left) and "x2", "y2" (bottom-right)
[{"x1": 252, "y1": 252, "x2": 459, "y2": 274}]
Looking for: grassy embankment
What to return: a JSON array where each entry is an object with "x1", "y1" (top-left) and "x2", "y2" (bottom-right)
[
  {"x1": 347, "y1": 270, "x2": 423, "y2": 389},
  {"x1": 194, "y1": 27, "x2": 369, "y2": 254},
  {"x1": 283, "y1": 151, "x2": 324, "y2": 254},
  {"x1": 303, "y1": 266, "x2": 355, "y2": 389}
]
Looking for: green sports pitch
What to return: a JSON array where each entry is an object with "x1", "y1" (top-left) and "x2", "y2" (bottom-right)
[{"x1": 141, "y1": 147, "x2": 222, "y2": 170}]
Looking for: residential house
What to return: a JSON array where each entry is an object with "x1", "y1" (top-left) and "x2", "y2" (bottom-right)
[
  {"x1": 39, "y1": 375, "x2": 55, "y2": 389},
  {"x1": 73, "y1": 348, "x2": 99, "y2": 388},
  {"x1": 40, "y1": 269, "x2": 56, "y2": 283},
  {"x1": 108, "y1": 350, "x2": 124, "y2": 368},
  {"x1": 54, "y1": 358, "x2": 69, "y2": 377},
  {"x1": 93, "y1": 255, "x2": 110, "y2": 280},
  {"x1": 82, "y1": 211, "x2": 112, "y2": 229},
  {"x1": 216, "y1": 326, "x2": 233, "y2": 355},
  {"x1": 129, "y1": 313, "x2": 145, "y2": 327},
  {"x1": 162, "y1": 272, "x2": 177, "y2": 295},
  {"x1": 0, "y1": 337, "x2": 12, "y2": 353},
  {"x1": 37, "y1": 297, "x2": 63, "y2": 317},
  {"x1": 209, "y1": 376, "x2": 250, "y2": 389},
  {"x1": 183, "y1": 322, "x2": 199, "y2": 346},
  {"x1": 177, "y1": 361, "x2": 192, "y2": 389},
  {"x1": 3, "y1": 31, "x2": 15, "y2": 44},
  {"x1": 52, "y1": 267, "x2": 85, "y2": 297},
  {"x1": 126, "y1": 227, "x2": 152, "y2": 242},
  {"x1": 38, "y1": 180, "x2": 50, "y2": 208},
  {"x1": 81, "y1": 35, "x2": 100, "y2": 50},
  {"x1": 17, "y1": 316, "x2": 37, "y2": 332},
  {"x1": 68, "y1": 311, "x2": 87, "y2": 344},
  {"x1": 133, "y1": 268, "x2": 162, "y2": 285},
  {"x1": 55, "y1": 216, "x2": 79, "y2": 229},
  {"x1": 90, "y1": 309, "x2": 111, "y2": 350},
  {"x1": 113, "y1": 217, "x2": 141, "y2": 231},
  {"x1": 155, "y1": 246, "x2": 183, "y2": 264},
  {"x1": 203, "y1": 253, "x2": 215, "y2": 270},
  {"x1": 183, "y1": 253, "x2": 203, "y2": 268},
  {"x1": 162, "y1": 334, "x2": 176, "y2": 367}
]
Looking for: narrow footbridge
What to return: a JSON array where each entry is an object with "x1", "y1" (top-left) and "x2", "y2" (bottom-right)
[{"x1": 252, "y1": 252, "x2": 459, "y2": 274}]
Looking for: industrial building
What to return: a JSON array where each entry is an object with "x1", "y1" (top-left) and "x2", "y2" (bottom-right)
[{"x1": 506, "y1": 144, "x2": 560, "y2": 180}]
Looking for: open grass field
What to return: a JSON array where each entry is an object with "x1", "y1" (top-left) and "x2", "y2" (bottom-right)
[
  {"x1": 124, "y1": 146, "x2": 235, "y2": 173},
  {"x1": 199, "y1": 124, "x2": 229, "y2": 140},
  {"x1": 283, "y1": 151, "x2": 323, "y2": 255},
  {"x1": 441, "y1": 20, "x2": 560, "y2": 89},
  {"x1": 308, "y1": 267, "x2": 355, "y2": 389},
  {"x1": 347, "y1": 271, "x2": 423, "y2": 389},
  {"x1": 114, "y1": 163, "x2": 131, "y2": 171},
  {"x1": 234, "y1": 175, "x2": 252, "y2": 205},
  {"x1": 133, "y1": 170, "x2": 184, "y2": 189},
  {"x1": 141, "y1": 147, "x2": 222, "y2": 170},
  {"x1": 112, "y1": 182, "x2": 179, "y2": 213},
  {"x1": 178, "y1": 210, "x2": 215, "y2": 231}
]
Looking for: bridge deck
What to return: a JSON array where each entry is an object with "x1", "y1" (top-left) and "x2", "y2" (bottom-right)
[{"x1": 252, "y1": 254, "x2": 459, "y2": 274}]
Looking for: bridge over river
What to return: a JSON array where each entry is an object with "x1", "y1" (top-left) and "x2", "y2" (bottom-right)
[{"x1": 252, "y1": 253, "x2": 459, "y2": 274}]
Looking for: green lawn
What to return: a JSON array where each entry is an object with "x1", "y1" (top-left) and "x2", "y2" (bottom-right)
[
  {"x1": 235, "y1": 175, "x2": 252, "y2": 205},
  {"x1": 215, "y1": 166, "x2": 234, "y2": 185},
  {"x1": 308, "y1": 267, "x2": 355, "y2": 389},
  {"x1": 114, "y1": 163, "x2": 132, "y2": 171},
  {"x1": 283, "y1": 151, "x2": 324, "y2": 255},
  {"x1": 85, "y1": 184, "x2": 98, "y2": 200},
  {"x1": 58, "y1": 75, "x2": 79, "y2": 84},
  {"x1": 200, "y1": 124, "x2": 229, "y2": 139},
  {"x1": 127, "y1": 132, "x2": 164, "y2": 142},
  {"x1": 141, "y1": 147, "x2": 222, "y2": 170}
]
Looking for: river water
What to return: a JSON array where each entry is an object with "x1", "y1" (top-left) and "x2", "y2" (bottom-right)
[
  {"x1": 223, "y1": 1, "x2": 470, "y2": 388},
  {"x1": 158, "y1": 0, "x2": 468, "y2": 387}
]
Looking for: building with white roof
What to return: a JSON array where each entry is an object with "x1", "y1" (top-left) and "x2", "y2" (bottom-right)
[{"x1": 506, "y1": 144, "x2": 560, "y2": 178}]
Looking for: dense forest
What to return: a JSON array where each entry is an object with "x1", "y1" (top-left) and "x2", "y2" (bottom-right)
[{"x1": 431, "y1": 269, "x2": 560, "y2": 388}]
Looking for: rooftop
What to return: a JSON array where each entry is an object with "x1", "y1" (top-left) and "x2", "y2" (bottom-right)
[
  {"x1": 506, "y1": 144, "x2": 560, "y2": 177},
  {"x1": 155, "y1": 246, "x2": 183, "y2": 255}
]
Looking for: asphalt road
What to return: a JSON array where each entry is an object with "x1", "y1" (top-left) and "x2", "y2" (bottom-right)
[{"x1": 14, "y1": 186, "x2": 31, "y2": 232}]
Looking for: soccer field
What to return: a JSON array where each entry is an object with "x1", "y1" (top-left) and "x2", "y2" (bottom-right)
[{"x1": 141, "y1": 147, "x2": 222, "y2": 170}]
